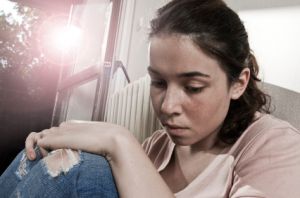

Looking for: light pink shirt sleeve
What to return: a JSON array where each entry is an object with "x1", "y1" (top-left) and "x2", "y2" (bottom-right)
[{"x1": 230, "y1": 127, "x2": 300, "y2": 198}]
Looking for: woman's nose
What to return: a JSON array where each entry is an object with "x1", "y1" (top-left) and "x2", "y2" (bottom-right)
[{"x1": 160, "y1": 87, "x2": 182, "y2": 116}]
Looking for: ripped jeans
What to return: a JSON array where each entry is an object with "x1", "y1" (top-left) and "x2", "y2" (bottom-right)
[{"x1": 0, "y1": 147, "x2": 119, "y2": 198}]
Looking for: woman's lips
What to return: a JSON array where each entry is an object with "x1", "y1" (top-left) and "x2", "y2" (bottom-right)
[{"x1": 164, "y1": 124, "x2": 188, "y2": 135}]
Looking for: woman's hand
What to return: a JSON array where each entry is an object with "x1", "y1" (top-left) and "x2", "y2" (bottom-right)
[
  {"x1": 25, "y1": 121, "x2": 174, "y2": 198},
  {"x1": 25, "y1": 130, "x2": 50, "y2": 160},
  {"x1": 25, "y1": 121, "x2": 130, "y2": 160}
]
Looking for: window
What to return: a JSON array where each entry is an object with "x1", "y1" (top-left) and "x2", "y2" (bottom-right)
[{"x1": 52, "y1": 0, "x2": 122, "y2": 126}]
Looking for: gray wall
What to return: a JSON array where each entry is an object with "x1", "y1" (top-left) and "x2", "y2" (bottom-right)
[{"x1": 225, "y1": 0, "x2": 300, "y2": 11}]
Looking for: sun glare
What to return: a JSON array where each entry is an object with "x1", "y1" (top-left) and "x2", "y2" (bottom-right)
[
  {"x1": 1, "y1": 0, "x2": 82, "y2": 65},
  {"x1": 37, "y1": 14, "x2": 82, "y2": 65},
  {"x1": 51, "y1": 25, "x2": 82, "y2": 52}
]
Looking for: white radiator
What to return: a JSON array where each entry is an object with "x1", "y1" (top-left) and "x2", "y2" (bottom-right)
[{"x1": 104, "y1": 75, "x2": 161, "y2": 143}]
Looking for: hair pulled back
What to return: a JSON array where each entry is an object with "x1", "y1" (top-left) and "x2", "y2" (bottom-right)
[{"x1": 150, "y1": 0, "x2": 270, "y2": 144}]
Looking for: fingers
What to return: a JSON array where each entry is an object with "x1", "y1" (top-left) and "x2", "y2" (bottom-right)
[
  {"x1": 29, "y1": 122, "x2": 98, "y2": 156},
  {"x1": 37, "y1": 134, "x2": 64, "y2": 152},
  {"x1": 36, "y1": 123, "x2": 85, "y2": 151},
  {"x1": 25, "y1": 127, "x2": 58, "y2": 160},
  {"x1": 25, "y1": 132, "x2": 40, "y2": 160}
]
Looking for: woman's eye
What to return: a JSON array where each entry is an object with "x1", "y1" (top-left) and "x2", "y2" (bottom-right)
[
  {"x1": 185, "y1": 86, "x2": 204, "y2": 94},
  {"x1": 150, "y1": 80, "x2": 166, "y2": 88}
]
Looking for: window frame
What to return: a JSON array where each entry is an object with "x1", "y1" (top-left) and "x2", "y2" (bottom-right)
[{"x1": 51, "y1": 0, "x2": 122, "y2": 126}]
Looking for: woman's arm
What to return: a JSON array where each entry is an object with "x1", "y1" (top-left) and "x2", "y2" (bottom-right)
[
  {"x1": 108, "y1": 130, "x2": 174, "y2": 198},
  {"x1": 25, "y1": 121, "x2": 174, "y2": 198}
]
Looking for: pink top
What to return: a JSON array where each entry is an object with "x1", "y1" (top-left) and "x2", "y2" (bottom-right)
[{"x1": 142, "y1": 114, "x2": 300, "y2": 198}]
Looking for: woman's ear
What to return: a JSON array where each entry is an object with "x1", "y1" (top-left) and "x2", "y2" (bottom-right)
[{"x1": 230, "y1": 68, "x2": 250, "y2": 100}]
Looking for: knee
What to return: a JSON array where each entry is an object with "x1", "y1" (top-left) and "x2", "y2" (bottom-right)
[
  {"x1": 14, "y1": 148, "x2": 42, "y2": 179},
  {"x1": 42, "y1": 150, "x2": 113, "y2": 179},
  {"x1": 79, "y1": 152, "x2": 113, "y2": 177},
  {"x1": 76, "y1": 153, "x2": 118, "y2": 195},
  {"x1": 82, "y1": 152, "x2": 112, "y2": 170},
  {"x1": 43, "y1": 149, "x2": 80, "y2": 177},
  {"x1": 14, "y1": 150, "x2": 29, "y2": 179}
]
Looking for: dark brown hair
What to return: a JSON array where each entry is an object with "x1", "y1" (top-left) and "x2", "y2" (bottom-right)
[{"x1": 150, "y1": 0, "x2": 270, "y2": 144}]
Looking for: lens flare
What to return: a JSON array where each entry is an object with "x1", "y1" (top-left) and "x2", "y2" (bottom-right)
[
  {"x1": 51, "y1": 25, "x2": 82, "y2": 53},
  {"x1": 37, "y1": 15, "x2": 82, "y2": 65}
]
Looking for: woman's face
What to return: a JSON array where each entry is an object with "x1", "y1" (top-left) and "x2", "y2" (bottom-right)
[{"x1": 149, "y1": 35, "x2": 242, "y2": 149}]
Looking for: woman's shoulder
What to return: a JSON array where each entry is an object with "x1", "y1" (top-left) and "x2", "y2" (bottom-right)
[
  {"x1": 231, "y1": 112, "x2": 300, "y2": 165},
  {"x1": 229, "y1": 113, "x2": 300, "y2": 197},
  {"x1": 241, "y1": 112, "x2": 299, "y2": 142},
  {"x1": 253, "y1": 112, "x2": 298, "y2": 132},
  {"x1": 248, "y1": 113, "x2": 300, "y2": 140}
]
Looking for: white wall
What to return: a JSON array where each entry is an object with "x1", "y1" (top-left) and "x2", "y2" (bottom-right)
[
  {"x1": 238, "y1": 7, "x2": 300, "y2": 93},
  {"x1": 225, "y1": 0, "x2": 300, "y2": 93},
  {"x1": 115, "y1": 0, "x2": 169, "y2": 83}
]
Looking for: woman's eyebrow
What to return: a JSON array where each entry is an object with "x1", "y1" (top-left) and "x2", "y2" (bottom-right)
[
  {"x1": 147, "y1": 66, "x2": 210, "y2": 78},
  {"x1": 177, "y1": 71, "x2": 210, "y2": 78}
]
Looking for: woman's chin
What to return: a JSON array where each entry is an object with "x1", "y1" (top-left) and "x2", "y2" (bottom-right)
[{"x1": 166, "y1": 131, "x2": 193, "y2": 146}]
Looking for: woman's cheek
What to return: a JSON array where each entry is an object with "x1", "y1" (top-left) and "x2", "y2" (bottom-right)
[{"x1": 150, "y1": 90, "x2": 162, "y2": 113}]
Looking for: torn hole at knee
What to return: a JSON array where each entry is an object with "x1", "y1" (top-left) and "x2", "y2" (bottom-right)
[
  {"x1": 16, "y1": 153, "x2": 29, "y2": 179},
  {"x1": 43, "y1": 149, "x2": 80, "y2": 177}
]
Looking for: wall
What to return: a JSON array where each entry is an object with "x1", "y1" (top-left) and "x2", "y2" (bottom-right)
[
  {"x1": 225, "y1": 0, "x2": 300, "y2": 10},
  {"x1": 225, "y1": 0, "x2": 300, "y2": 93},
  {"x1": 238, "y1": 7, "x2": 300, "y2": 93},
  {"x1": 114, "y1": 0, "x2": 169, "y2": 84}
]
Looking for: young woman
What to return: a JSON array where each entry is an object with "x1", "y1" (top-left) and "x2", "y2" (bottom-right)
[{"x1": 1, "y1": 0, "x2": 300, "y2": 197}]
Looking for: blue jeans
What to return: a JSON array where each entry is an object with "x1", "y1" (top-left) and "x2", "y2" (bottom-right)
[{"x1": 0, "y1": 148, "x2": 119, "y2": 197}]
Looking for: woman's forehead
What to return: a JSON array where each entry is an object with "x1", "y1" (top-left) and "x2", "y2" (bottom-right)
[{"x1": 149, "y1": 35, "x2": 224, "y2": 78}]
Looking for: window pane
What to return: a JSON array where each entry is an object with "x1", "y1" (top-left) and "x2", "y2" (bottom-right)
[
  {"x1": 70, "y1": 0, "x2": 112, "y2": 74},
  {"x1": 66, "y1": 79, "x2": 98, "y2": 121}
]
